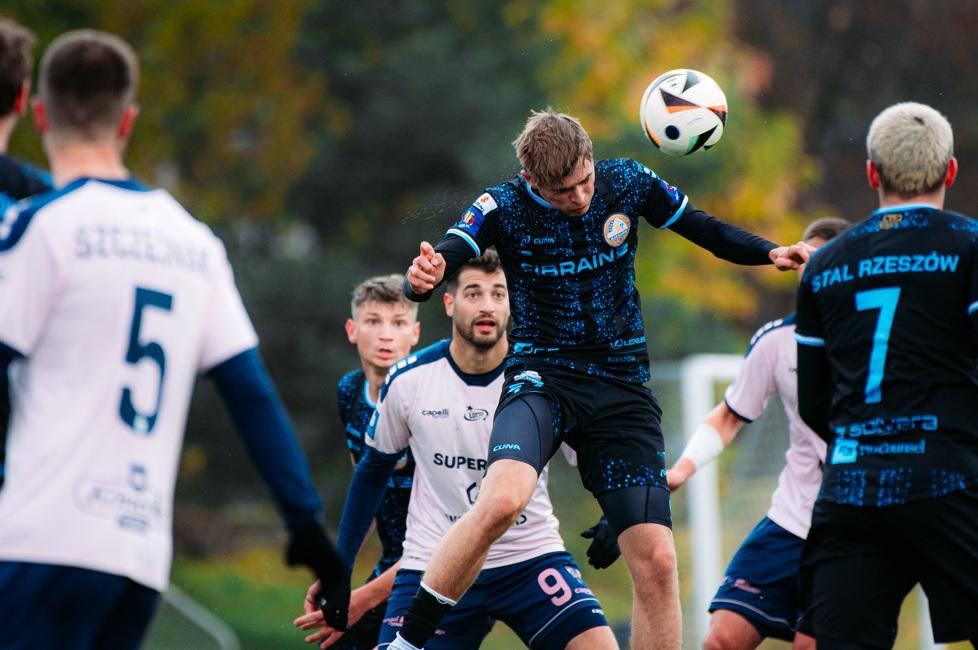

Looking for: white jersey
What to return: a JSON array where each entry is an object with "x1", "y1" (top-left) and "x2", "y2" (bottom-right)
[
  {"x1": 0, "y1": 178, "x2": 258, "y2": 591},
  {"x1": 368, "y1": 339, "x2": 565, "y2": 572},
  {"x1": 723, "y1": 315, "x2": 826, "y2": 539}
]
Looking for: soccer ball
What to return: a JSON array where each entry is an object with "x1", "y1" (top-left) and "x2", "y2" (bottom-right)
[{"x1": 640, "y1": 68, "x2": 728, "y2": 156}]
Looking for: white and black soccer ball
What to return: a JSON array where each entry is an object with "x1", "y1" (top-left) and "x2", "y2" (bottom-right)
[{"x1": 640, "y1": 68, "x2": 728, "y2": 156}]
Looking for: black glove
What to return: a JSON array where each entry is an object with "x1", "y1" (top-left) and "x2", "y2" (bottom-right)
[
  {"x1": 286, "y1": 522, "x2": 350, "y2": 630},
  {"x1": 580, "y1": 515, "x2": 621, "y2": 570}
]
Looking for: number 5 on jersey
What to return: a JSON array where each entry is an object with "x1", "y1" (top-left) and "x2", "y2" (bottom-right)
[{"x1": 120, "y1": 287, "x2": 173, "y2": 435}]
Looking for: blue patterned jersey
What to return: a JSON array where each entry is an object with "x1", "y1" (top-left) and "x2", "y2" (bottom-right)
[
  {"x1": 445, "y1": 158, "x2": 687, "y2": 383},
  {"x1": 336, "y1": 369, "x2": 414, "y2": 575},
  {"x1": 796, "y1": 205, "x2": 978, "y2": 506}
]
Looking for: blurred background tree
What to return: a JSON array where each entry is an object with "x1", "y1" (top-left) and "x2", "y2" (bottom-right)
[{"x1": 5, "y1": 1, "x2": 978, "y2": 646}]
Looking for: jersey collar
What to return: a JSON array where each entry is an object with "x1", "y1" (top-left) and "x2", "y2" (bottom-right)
[{"x1": 872, "y1": 203, "x2": 938, "y2": 216}]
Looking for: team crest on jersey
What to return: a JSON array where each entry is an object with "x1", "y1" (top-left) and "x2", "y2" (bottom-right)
[
  {"x1": 603, "y1": 213, "x2": 631, "y2": 247},
  {"x1": 880, "y1": 212, "x2": 903, "y2": 229},
  {"x1": 474, "y1": 192, "x2": 498, "y2": 214}
]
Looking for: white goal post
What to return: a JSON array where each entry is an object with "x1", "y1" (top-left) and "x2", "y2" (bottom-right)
[{"x1": 653, "y1": 354, "x2": 943, "y2": 649}]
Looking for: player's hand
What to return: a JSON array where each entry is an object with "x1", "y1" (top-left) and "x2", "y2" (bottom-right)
[
  {"x1": 580, "y1": 516, "x2": 621, "y2": 569},
  {"x1": 294, "y1": 580, "x2": 376, "y2": 647},
  {"x1": 770, "y1": 241, "x2": 814, "y2": 271},
  {"x1": 666, "y1": 458, "x2": 696, "y2": 492},
  {"x1": 407, "y1": 241, "x2": 446, "y2": 293},
  {"x1": 286, "y1": 522, "x2": 350, "y2": 631}
]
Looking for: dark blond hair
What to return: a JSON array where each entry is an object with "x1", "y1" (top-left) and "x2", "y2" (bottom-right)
[
  {"x1": 351, "y1": 273, "x2": 417, "y2": 320},
  {"x1": 39, "y1": 29, "x2": 138, "y2": 139},
  {"x1": 866, "y1": 102, "x2": 953, "y2": 199},
  {"x1": 0, "y1": 19, "x2": 35, "y2": 117},
  {"x1": 513, "y1": 108, "x2": 593, "y2": 188}
]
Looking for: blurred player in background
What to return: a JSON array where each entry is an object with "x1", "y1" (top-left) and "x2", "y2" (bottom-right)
[
  {"x1": 796, "y1": 102, "x2": 978, "y2": 648},
  {"x1": 301, "y1": 274, "x2": 420, "y2": 649},
  {"x1": 398, "y1": 109, "x2": 804, "y2": 650},
  {"x1": 0, "y1": 18, "x2": 51, "y2": 212},
  {"x1": 667, "y1": 217, "x2": 849, "y2": 650},
  {"x1": 0, "y1": 17, "x2": 52, "y2": 491},
  {"x1": 303, "y1": 251, "x2": 618, "y2": 649},
  {"x1": 0, "y1": 29, "x2": 347, "y2": 649}
]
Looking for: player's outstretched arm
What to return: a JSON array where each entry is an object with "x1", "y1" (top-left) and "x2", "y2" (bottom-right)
[
  {"x1": 665, "y1": 207, "x2": 780, "y2": 266},
  {"x1": 667, "y1": 402, "x2": 743, "y2": 491},
  {"x1": 403, "y1": 237, "x2": 476, "y2": 302},
  {"x1": 208, "y1": 348, "x2": 349, "y2": 628},
  {"x1": 335, "y1": 446, "x2": 402, "y2": 566}
]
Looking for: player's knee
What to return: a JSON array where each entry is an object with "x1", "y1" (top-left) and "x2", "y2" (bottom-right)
[
  {"x1": 702, "y1": 628, "x2": 740, "y2": 650},
  {"x1": 473, "y1": 489, "x2": 525, "y2": 535},
  {"x1": 628, "y1": 540, "x2": 678, "y2": 597}
]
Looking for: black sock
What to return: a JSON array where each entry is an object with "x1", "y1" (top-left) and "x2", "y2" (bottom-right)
[{"x1": 400, "y1": 584, "x2": 456, "y2": 647}]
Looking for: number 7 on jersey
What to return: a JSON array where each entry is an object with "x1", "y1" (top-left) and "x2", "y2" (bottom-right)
[{"x1": 855, "y1": 287, "x2": 901, "y2": 404}]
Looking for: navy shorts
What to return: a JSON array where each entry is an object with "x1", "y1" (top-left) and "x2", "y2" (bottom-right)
[
  {"x1": 488, "y1": 364, "x2": 671, "y2": 534},
  {"x1": 0, "y1": 561, "x2": 160, "y2": 650},
  {"x1": 378, "y1": 551, "x2": 607, "y2": 649},
  {"x1": 709, "y1": 517, "x2": 805, "y2": 641}
]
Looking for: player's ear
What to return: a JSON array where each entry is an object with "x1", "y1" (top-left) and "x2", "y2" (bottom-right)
[
  {"x1": 520, "y1": 169, "x2": 536, "y2": 189},
  {"x1": 344, "y1": 318, "x2": 357, "y2": 344},
  {"x1": 13, "y1": 81, "x2": 29, "y2": 116},
  {"x1": 945, "y1": 156, "x2": 958, "y2": 188},
  {"x1": 31, "y1": 97, "x2": 47, "y2": 134},
  {"x1": 118, "y1": 103, "x2": 139, "y2": 140},
  {"x1": 410, "y1": 320, "x2": 420, "y2": 346},
  {"x1": 866, "y1": 160, "x2": 880, "y2": 190},
  {"x1": 443, "y1": 290, "x2": 455, "y2": 318}
]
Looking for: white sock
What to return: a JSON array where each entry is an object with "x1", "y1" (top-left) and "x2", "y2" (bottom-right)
[{"x1": 388, "y1": 632, "x2": 423, "y2": 650}]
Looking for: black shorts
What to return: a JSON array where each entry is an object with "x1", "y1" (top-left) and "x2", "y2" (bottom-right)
[
  {"x1": 487, "y1": 364, "x2": 671, "y2": 534},
  {"x1": 798, "y1": 486, "x2": 978, "y2": 646}
]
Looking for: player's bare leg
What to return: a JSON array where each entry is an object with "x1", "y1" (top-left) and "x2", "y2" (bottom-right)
[
  {"x1": 618, "y1": 523, "x2": 681, "y2": 650},
  {"x1": 420, "y1": 459, "x2": 538, "y2": 600},
  {"x1": 791, "y1": 632, "x2": 815, "y2": 650},
  {"x1": 566, "y1": 625, "x2": 620, "y2": 649},
  {"x1": 702, "y1": 610, "x2": 762, "y2": 650}
]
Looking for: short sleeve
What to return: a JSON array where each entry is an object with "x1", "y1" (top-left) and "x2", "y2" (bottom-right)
[
  {"x1": 795, "y1": 270, "x2": 826, "y2": 349},
  {"x1": 445, "y1": 191, "x2": 500, "y2": 256},
  {"x1": 632, "y1": 160, "x2": 688, "y2": 229},
  {"x1": 198, "y1": 237, "x2": 259, "y2": 371},
  {"x1": 366, "y1": 374, "x2": 412, "y2": 454},
  {"x1": 723, "y1": 330, "x2": 779, "y2": 422},
  {"x1": 0, "y1": 210, "x2": 59, "y2": 356}
]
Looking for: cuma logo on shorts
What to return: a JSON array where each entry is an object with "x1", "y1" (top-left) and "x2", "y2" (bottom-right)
[{"x1": 512, "y1": 370, "x2": 544, "y2": 387}]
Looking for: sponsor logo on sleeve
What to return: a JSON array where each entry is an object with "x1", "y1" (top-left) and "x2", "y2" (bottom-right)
[{"x1": 474, "y1": 192, "x2": 498, "y2": 214}]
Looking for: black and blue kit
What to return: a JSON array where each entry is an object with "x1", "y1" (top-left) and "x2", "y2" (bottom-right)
[
  {"x1": 795, "y1": 205, "x2": 978, "y2": 646},
  {"x1": 407, "y1": 158, "x2": 776, "y2": 533}
]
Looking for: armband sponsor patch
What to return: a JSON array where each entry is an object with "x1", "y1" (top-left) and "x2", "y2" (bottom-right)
[{"x1": 474, "y1": 192, "x2": 498, "y2": 214}]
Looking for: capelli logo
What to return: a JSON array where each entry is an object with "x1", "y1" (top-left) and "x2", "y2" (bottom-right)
[
  {"x1": 464, "y1": 407, "x2": 489, "y2": 422},
  {"x1": 421, "y1": 408, "x2": 450, "y2": 418}
]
